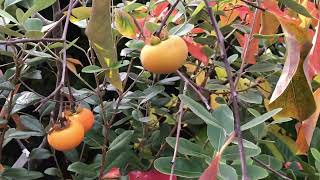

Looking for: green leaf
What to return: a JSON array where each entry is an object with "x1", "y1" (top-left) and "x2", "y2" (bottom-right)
[
  {"x1": 241, "y1": 108, "x2": 282, "y2": 131},
  {"x1": 67, "y1": 162, "x2": 98, "y2": 178},
  {"x1": 4, "y1": 0, "x2": 24, "y2": 8},
  {"x1": 25, "y1": 31, "x2": 44, "y2": 39},
  {"x1": 254, "y1": 154, "x2": 283, "y2": 170},
  {"x1": 81, "y1": 65, "x2": 104, "y2": 73},
  {"x1": 219, "y1": 164, "x2": 238, "y2": 180},
  {"x1": 238, "y1": 91, "x2": 263, "y2": 104},
  {"x1": 166, "y1": 137, "x2": 210, "y2": 158},
  {"x1": 246, "y1": 62, "x2": 280, "y2": 72},
  {"x1": 169, "y1": 23, "x2": 194, "y2": 36},
  {"x1": 233, "y1": 165, "x2": 268, "y2": 179},
  {"x1": 179, "y1": 95, "x2": 223, "y2": 129},
  {"x1": 2, "y1": 168, "x2": 43, "y2": 180},
  {"x1": 207, "y1": 125, "x2": 226, "y2": 151},
  {"x1": 30, "y1": 148, "x2": 52, "y2": 160},
  {"x1": 0, "y1": 80, "x2": 14, "y2": 90},
  {"x1": 22, "y1": 0, "x2": 56, "y2": 22},
  {"x1": 20, "y1": 115, "x2": 44, "y2": 133},
  {"x1": 222, "y1": 145, "x2": 261, "y2": 160},
  {"x1": 124, "y1": 2, "x2": 144, "y2": 12},
  {"x1": 311, "y1": 148, "x2": 320, "y2": 162},
  {"x1": 10, "y1": 91, "x2": 41, "y2": 114},
  {"x1": 0, "y1": 25, "x2": 24, "y2": 37},
  {"x1": 211, "y1": 105, "x2": 234, "y2": 134},
  {"x1": 114, "y1": 9, "x2": 137, "y2": 39},
  {"x1": 0, "y1": 9, "x2": 18, "y2": 23},
  {"x1": 8, "y1": 131, "x2": 44, "y2": 139},
  {"x1": 44, "y1": 167, "x2": 61, "y2": 177},
  {"x1": 109, "y1": 130, "x2": 134, "y2": 151},
  {"x1": 24, "y1": 18, "x2": 43, "y2": 31},
  {"x1": 154, "y1": 157, "x2": 205, "y2": 178},
  {"x1": 140, "y1": 86, "x2": 165, "y2": 104},
  {"x1": 85, "y1": 0, "x2": 122, "y2": 91},
  {"x1": 279, "y1": 0, "x2": 313, "y2": 18}
]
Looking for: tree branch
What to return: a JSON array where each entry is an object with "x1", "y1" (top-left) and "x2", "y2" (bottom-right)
[{"x1": 202, "y1": 0, "x2": 249, "y2": 179}]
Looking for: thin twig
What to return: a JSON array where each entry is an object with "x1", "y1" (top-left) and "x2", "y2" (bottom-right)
[
  {"x1": 240, "y1": 0, "x2": 265, "y2": 11},
  {"x1": 203, "y1": 0, "x2": 249, "y2": 179},
  {"x1": 235, "y1": 0, "x2": 261, "y2": 86},
  {"x1": 0, "y1": 38, "x2": 64, "y2": 45},
  {"x1": 170, "y1": 83, "x2": 187, "y2": 180},
  {"x1": 176, "y1": 70, "x2": 210, "y2": 110},
  {"x1": 155, "y1": 0, "x2": 180, "y2": 37},
  {"x1": 251, "y1": 157, "x2": 292, "y2": 180}
]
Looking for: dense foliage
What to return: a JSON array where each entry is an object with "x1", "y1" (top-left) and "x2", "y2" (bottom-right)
[{"x1": 0, "y1": 0, "x2": 320, "y2": 179}]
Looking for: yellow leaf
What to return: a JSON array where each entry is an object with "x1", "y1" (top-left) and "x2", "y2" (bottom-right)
[
  {"x1": 236, "y1": 78, "x2": 251, "y2": 91},
  {"x1": 72, "y1": 7, "x2": 92, "y2": 20},
  {"x1": 86, "y1": 0, "x2": 123, "y2": 91},
  {"x1": 215, "y1": 67, "x2": 227, "y2": 80},
  {"x1": 210, "y1": 94, "x2": 220, "y2": 110}
]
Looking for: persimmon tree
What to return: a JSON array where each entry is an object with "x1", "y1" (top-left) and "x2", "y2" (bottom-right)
[{"x1": 0, "y1": 0, "x2": 320, "y2": 179}]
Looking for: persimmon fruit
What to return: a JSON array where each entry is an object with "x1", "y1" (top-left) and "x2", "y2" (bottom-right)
[
  {"x1": 140, "y1": 35, "x2": 188, "y2": 74},
  {"x1": 47, "y1": 120, "x2": 84, "y2": 151},
  {"x1": 66, "y1": 107, "x2": 94, "y2": 133}
]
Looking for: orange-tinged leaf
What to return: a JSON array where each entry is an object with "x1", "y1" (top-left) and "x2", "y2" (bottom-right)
[
  {"x1": 67, "y1": 58, "x2": 83, "y2": 66},
  {"x1": 191, "y1": 27, "x2": 205, "y2": 34},
  {"x1": 296, "y1": 88, "x2": 320, "y2": 155},
  {"x1": 242, "y1": 9, "x2": 262, "y2": 64},
  {"x1": 259, "y1": 11, "x2": 280, "y2": 44},
  {"x1": 304, "y1": 20, "x2": 320, "y2": 81},
  {"x1": 102, "y1": 167, "x2": 121, "y2": 179},
  {"x1": 183, "y1": 63, "x2": 206, "y2": 85},
  {"x1": 219, "y1": 8, "x2": 239, "y2": 27},
  {"x1": 199, "y1": 153, "x2": 221, "y2": 180},
  {"x1": 0, "y1": 163, "x2": 4, "y2": 173},
  {"x1": 11, "y1": 113, "x2": 24, "y2": 130},
  {"x1": 85, "y1": 0, "x2": 123, "y2": 91},
  {"x1": 67, "y1": 61, "x2": 78, "y2": 74},
  {"x1": 183, "y1": 37, "x2": 209, "y2": 65},
  {"x1": 235, "y1": 32, "x2": 245, "y2": 47},
  {"x1": 265, "y1": 0, "x2": 315, "y2": 120},
  {"x1": 115, "y1": 9, "x2": 137, "y2": 39}
]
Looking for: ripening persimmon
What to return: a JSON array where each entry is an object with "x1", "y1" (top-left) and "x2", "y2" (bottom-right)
[
  {"x1": 140, "y1": 35, "x2": 188, "y2": 74},
  {"x1": 65, "y1": 107, "x2": 94, "y2": 133},
  {"x1": 47, "y1": 120, "x2": 84, "y2": 151}
]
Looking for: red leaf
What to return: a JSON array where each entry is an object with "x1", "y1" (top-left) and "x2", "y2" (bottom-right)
[
  {"x1": 242, "y1": 10, "x2": 262, "y2": 64},
  {"x1": 304, "y1": 21, "x2": 320, "y2": 81},
  {"x1": 191, "y1": 27, "x2": 205, "y2": 34},
  {"x1": 102, "y1": 167, "x2": 121, "y2": 179},
  {"x1": 152, "y1": 1, "x2": 178, "y2": 18},
  {"x1": 208, "y1": 1, "x2": 217, "y2": 6},
  {"x1": 236, "y1": 6, "x2": 250, "y2": 21},
  {"x1": 128, "y1": 170, "x2": 176, "y2": 180},
  {"x1": 199, "y1": 153, "x2": 221, "y2": 180},
  {"x1": 152, "y1": 1, "x2": 169, "y2": 17},
  {"x1": 183, "y1": 36, "x2": 209, "y2": 65}
]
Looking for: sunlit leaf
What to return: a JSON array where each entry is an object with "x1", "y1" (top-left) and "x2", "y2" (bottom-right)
[
  {"x1": 86, "y1": 0, "x2": 123, "y2": 91},
  {"x1": 114, "y1": 9, "x2": 137, "y2": 39}
]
